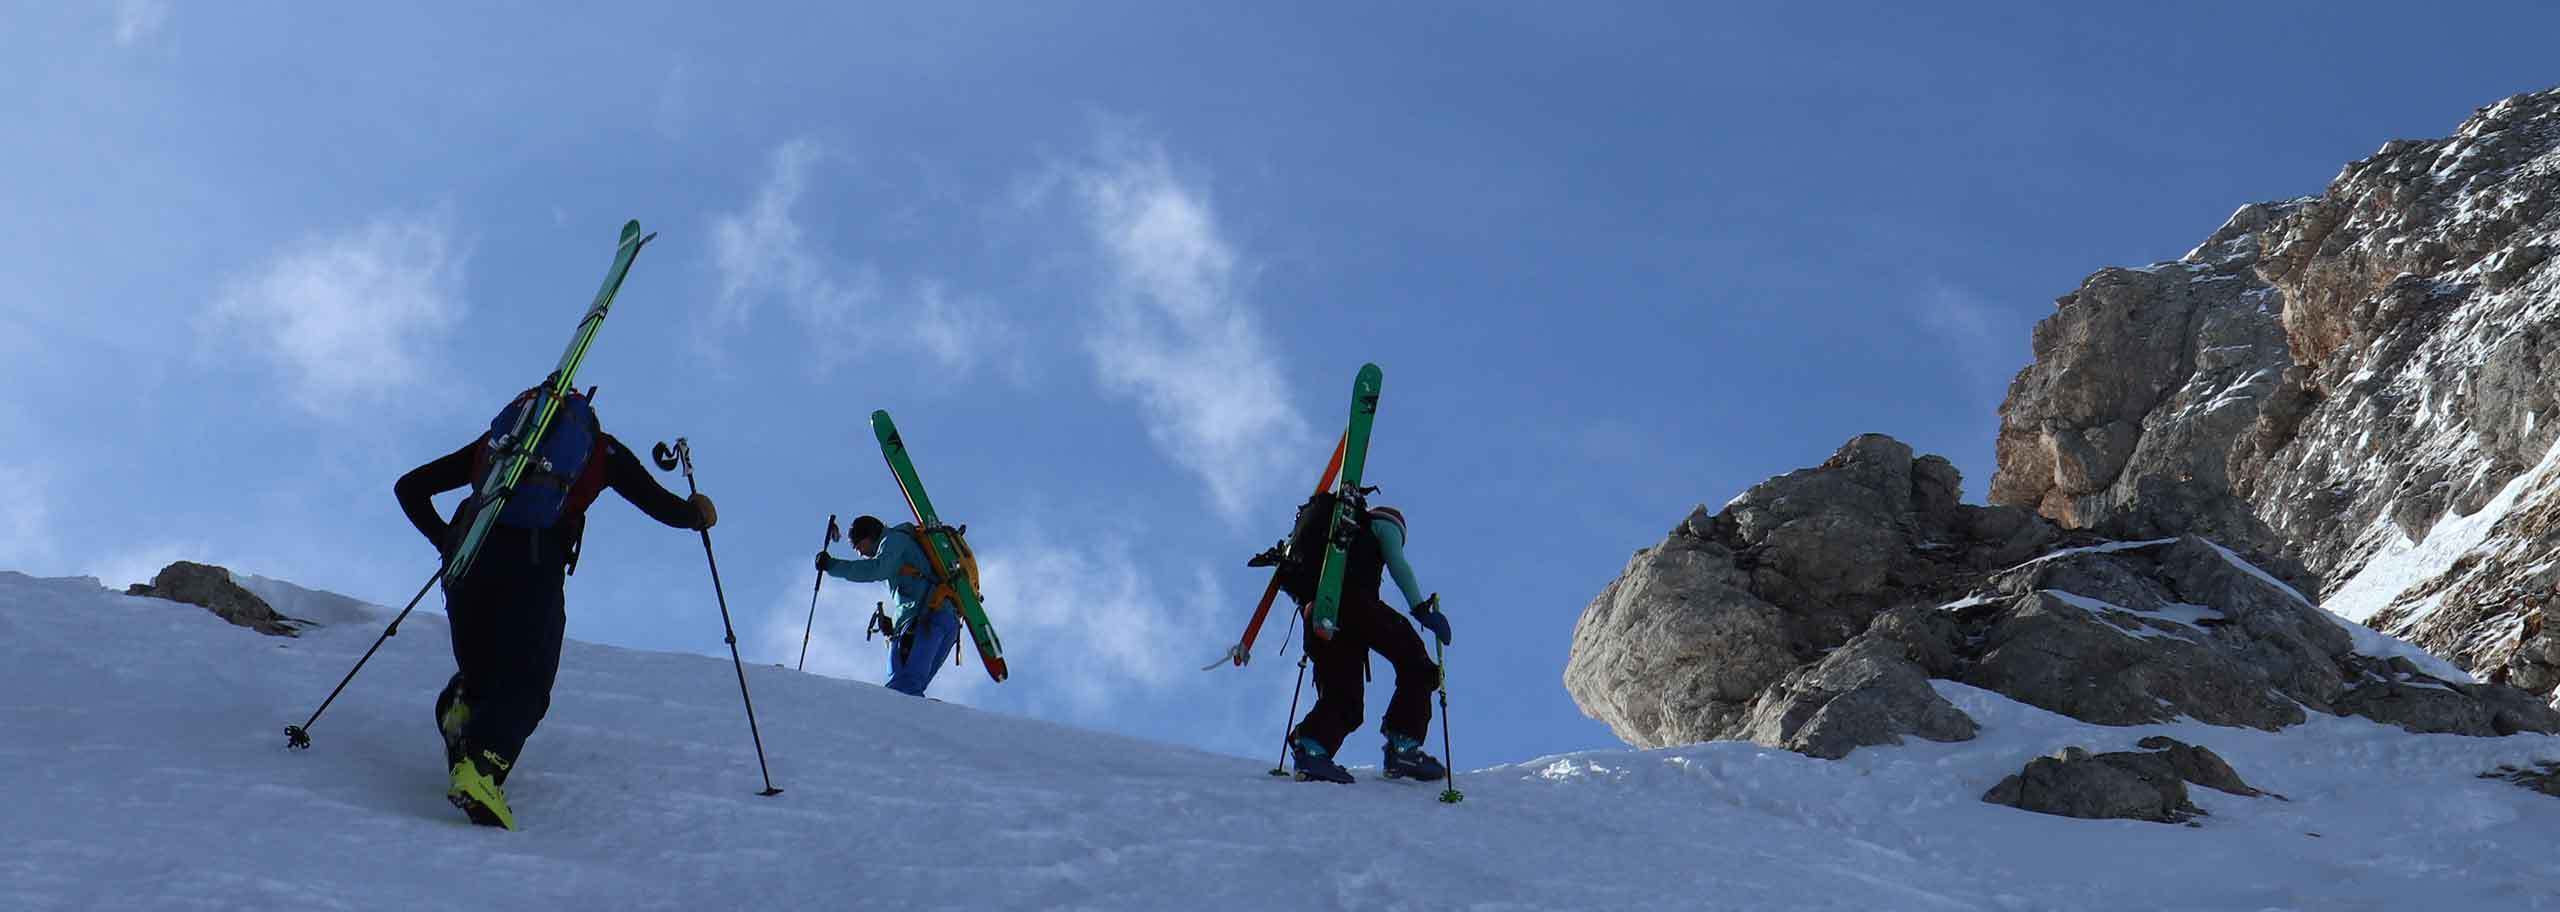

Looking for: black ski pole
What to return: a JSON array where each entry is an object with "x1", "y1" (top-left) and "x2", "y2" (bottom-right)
[
  {"x1": 1270, "y1": 653, "x2": 1311, "y2": 778},
  {"x1": 1435, "y1": 640, "x2": 1462, "y2": 804},
  {"x1": 798, "y1": 514, "x2": 840, "y2": 672},
  {"x1": 653, "y1": 438, "x2": 784, "y2": 797},
  {"x1": 284, "y1": 568, "x2": 443, "y2": 750}
]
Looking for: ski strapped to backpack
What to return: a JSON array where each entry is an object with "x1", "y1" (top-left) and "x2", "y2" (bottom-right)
[
  {"x1": 443, "y1": 220, "x2": 655, "y2": 587},
  {"x1": 871, "y1": 409, "x2": 1008, "y2": 682},
  {"x1": 1210, "y1": 432, "x2": 1349, "y2": 669}
]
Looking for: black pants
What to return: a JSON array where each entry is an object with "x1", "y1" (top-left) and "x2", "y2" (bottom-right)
[
  {"x1": 1292, "y1": 593, "x2": 1439, "y2": 754},
  {"x1": 442, "y1": 546, "x2": 567, "y2": 773}
]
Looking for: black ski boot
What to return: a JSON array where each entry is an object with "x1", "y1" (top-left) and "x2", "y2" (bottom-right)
[
  {"x1": 1291, "y1": 737, "x2": 1355, "y2": 784},
  {"x1": 1382, "y1": 734, "x2": 1446, "y2": 782}
]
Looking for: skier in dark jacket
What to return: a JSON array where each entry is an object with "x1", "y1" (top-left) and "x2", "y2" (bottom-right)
[
  {"x1": 395, "y1": 398, "x2": 714, "y2": 830},
  {"x1": 1288, "y1": 504, "x2": 1454, "y2": 784}
]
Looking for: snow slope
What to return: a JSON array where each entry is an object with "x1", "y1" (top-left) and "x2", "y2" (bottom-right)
[{"x1": 8, "y1": 570, "x2": 2560, "y2": 910}]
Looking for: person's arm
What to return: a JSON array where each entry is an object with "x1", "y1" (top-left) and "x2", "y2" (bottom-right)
[
  {"x1": 1372, "y1": 518, "x2": 1427, "y2": 611},
  {"x1": 600, "y1": 435, "x2": 709, "y2": 530},
  {"x1": 393, "y1": 441, "x2": 477, "y2": 551}
]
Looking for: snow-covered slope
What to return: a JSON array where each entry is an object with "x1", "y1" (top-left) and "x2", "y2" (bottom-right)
[{"x1": 6, "y1": 570, "x2": 2560, "y2": 910}]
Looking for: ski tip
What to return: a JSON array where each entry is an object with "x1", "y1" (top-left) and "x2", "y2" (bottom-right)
[{"x1": 870, "y1": 409, "x2": 893, "y2": 424}]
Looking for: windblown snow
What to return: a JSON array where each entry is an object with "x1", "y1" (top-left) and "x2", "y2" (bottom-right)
[{"x1": 7, "y1": 570, "x2": 2560, "y2": 910}]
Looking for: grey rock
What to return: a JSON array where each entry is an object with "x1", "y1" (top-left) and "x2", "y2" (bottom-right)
[
  {"x1": 1984, "y1": 737, "x2": 2273, "y2": 823},
  {"x1": 1735, "y1": 636, "x2": 1978, "y2": 760},
  {"x1": 1981, "y1": 745, "x2": 2203, "y2": 824},
  {"x1": 1564, "y1": 535, "x2": 1797, "y2": 749},
  {"x1": 126, "y1": 561, "x2": 300, "y2": 637}
]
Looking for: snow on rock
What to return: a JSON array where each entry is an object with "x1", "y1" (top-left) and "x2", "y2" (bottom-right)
[
  {"x1": 1989, "y1": 86, "x2": 2560, "y2": 702},
  {"x1": 11, "y1": 569, "x2": 2560, "y2": 910}
]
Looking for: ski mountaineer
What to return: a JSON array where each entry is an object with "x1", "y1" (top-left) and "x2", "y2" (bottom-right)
[
  {"x1": 1289, "y1": 504, "x2": 1455, "y2": 784},
  {"x1": 394, "y1": 385, "x2": 717, "y2": 830},
  {"x1": 816, "y1": 514, "x2": 961, "y2": 697}
]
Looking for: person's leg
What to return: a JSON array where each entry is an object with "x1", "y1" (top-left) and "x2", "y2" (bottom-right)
[
  {"x1": 449, "y1": 561, "x2": 565, "y2": 779},
  {"x1": 1359, "y1": 595, "x2": 1439, "y2": 742},
  {"x1": 1289, "y1": 612, "x2": 1367, "y2": 755},
  {"x1": 887, "y1": 610, "x2": 958, "y2": 696}
]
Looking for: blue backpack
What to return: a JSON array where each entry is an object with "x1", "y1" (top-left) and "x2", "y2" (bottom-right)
[{"x1": 471, "y1": 387, "x2": 609, "y2": 530}]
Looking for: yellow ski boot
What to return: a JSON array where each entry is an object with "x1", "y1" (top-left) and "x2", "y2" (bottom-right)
[{"x1": 447, "y1": 748, "x2": 516, "y2": 830}]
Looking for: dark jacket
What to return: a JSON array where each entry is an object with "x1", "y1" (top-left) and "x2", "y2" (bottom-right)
[{"x1": 395, "y1": 433, "x2": 703, "y2": 573}]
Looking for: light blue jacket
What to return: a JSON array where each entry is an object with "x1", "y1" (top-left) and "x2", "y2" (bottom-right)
[
  {"x1": 824, "y1": 523, "x2": 938, "y2": 628},
  {"x1": 1373, "y1": 517, "x2": 1427, "y2": 611}
]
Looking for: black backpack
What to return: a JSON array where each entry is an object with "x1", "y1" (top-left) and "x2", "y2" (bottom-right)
[{"x1": 1274, "y1": 487, "x2": 1382, "y2": 605}]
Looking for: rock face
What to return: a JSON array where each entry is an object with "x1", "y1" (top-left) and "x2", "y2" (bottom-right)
[
  {"x1": 1565, "y1": 435, "x2": 2560, "y2": 756},
  {"x1": 1989, "y1": 87, "x2": 2560, "y2": 702},
  {"x1": 127, "y1": 561, "x2": 301, "y2": 637},
  {"x1": 1565, "y1": 435, "x2": 2054, "y2": 751},
  {"x1": 1981, "y1": 737, "x2": 2268, "y2": 825}
]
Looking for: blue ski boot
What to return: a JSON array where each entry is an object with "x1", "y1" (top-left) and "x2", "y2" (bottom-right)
[
  {"x1": 1291, "y1": 737, "x2": 1355, "y2": 784},
  {"x1": 1382, "y1": 734, "x2": 1447, "y2": 782}
]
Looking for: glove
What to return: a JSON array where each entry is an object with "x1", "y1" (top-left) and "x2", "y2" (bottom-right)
[
  {"x1": 690, "y1": 493, "x2": 718, "y2": 529},
  {"x1": 1411, "y1": 594, "x2": 1451, "y2": 646},
  {"x1": 815, "y1": 550, "x2": 834, "y2": 574}
]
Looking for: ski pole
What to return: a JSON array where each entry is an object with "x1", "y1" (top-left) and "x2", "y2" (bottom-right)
[
  {"x1": 798, "y1": 514, "x2": 840, "y2": 672},
  {"x1": 1435, "y1": 639, "x2": 1462, "y2": 804},
  {"x1": 653, "y1": 438, "x2": 784, "y2": 797},
  {"x1": 284, "y1": 568, "x2": 442, "y2": 750},
  {"x1": 1270, "y1": 653, "x2": 1311, "y2": 778}
]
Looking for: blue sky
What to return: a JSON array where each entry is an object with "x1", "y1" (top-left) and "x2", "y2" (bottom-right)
[{"x1": 7, "y1": 2, "x2": 2558, "y2": 765}]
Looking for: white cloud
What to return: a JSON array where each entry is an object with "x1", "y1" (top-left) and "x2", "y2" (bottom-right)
[
  {"x1": 709, "y1": 141, "x2": 1003, "y2": 376},
  {"x1": 1068, "y1": 138, "x2": 1311, "y2": 519},
  {"x1": 756, "y1": 521, "x2": 1220, "y2": 720},
  {"x1": 1915, "y1": 282, "x2": 2018, "y2": 393},
  {"x1": 113, "y1": 0, "x2": 168, "y2": 46},
  {"x1": 206, "y1": 212, "x2": 466, "y2": 416}
]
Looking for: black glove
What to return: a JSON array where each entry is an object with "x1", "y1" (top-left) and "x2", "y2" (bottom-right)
[
  {"x1": 1411, "y1": 593, "x2": 1451, "y2": 646},
  {"x1": 814, "y1": 550, "x2": 833, "y2": 574}
]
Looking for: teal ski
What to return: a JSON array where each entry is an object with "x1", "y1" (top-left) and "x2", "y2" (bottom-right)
[
  {"x1": 444, "y1": 220, "x2": 655, "y2": 586},
  {"x1": 872, "y1": 410, "x2": 1009, "y2": 682},
  {"x1": 1309, "y1": 363, "x2": 1383, "y2": 637}
]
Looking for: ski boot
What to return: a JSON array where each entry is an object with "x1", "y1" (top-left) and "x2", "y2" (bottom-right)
[
  {"x1": 1382, "y1": 734, "x2": 1447, "y2": 782},
  {"x1": 447, "y1": 746, "x2": 516, "y2": 830},
  {"x1": 1291, "y1": 737, "x2": 1355, "y2": 784},
  {"x1": 434, "y1": 674, "x2": 471, "y2": 768}
]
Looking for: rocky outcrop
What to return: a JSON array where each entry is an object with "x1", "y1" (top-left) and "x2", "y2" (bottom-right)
[
  {"x1": 1989, "y1": 87, "x2": 2560, "y2": 702},
  {"x1": 126, "y1": 561, "x2": 301, "y2": 637},
  {"x1": 1981, "y1": 737, "x2": 2268, "y2": 825},
  {"x1": 1566, "y1": 435, "x2": 2560, "y2": 757},
  {"x1": 1565, "y1": 435, "x2": 2056, "y2": 751}
]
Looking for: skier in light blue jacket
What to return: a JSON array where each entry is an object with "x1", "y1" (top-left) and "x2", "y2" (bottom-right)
[{"x1": 815, "y1": 514, "x2": 960, "y2": 696}]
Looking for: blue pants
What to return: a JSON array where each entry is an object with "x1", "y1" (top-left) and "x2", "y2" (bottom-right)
[{"x1": 887, "y1": 609, "x2": 961, "y2": 696}]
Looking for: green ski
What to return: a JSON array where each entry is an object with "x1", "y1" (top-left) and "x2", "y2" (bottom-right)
[
  {"x1": 1309, "y1": 363, "x2": 1383, "y2": 638},
  {"x1": 444, "y1": 220, "x2": 655, "y2": 586},
  {"x1": 871, "y1": 410, "x2": 1009, "y2": 682}
]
